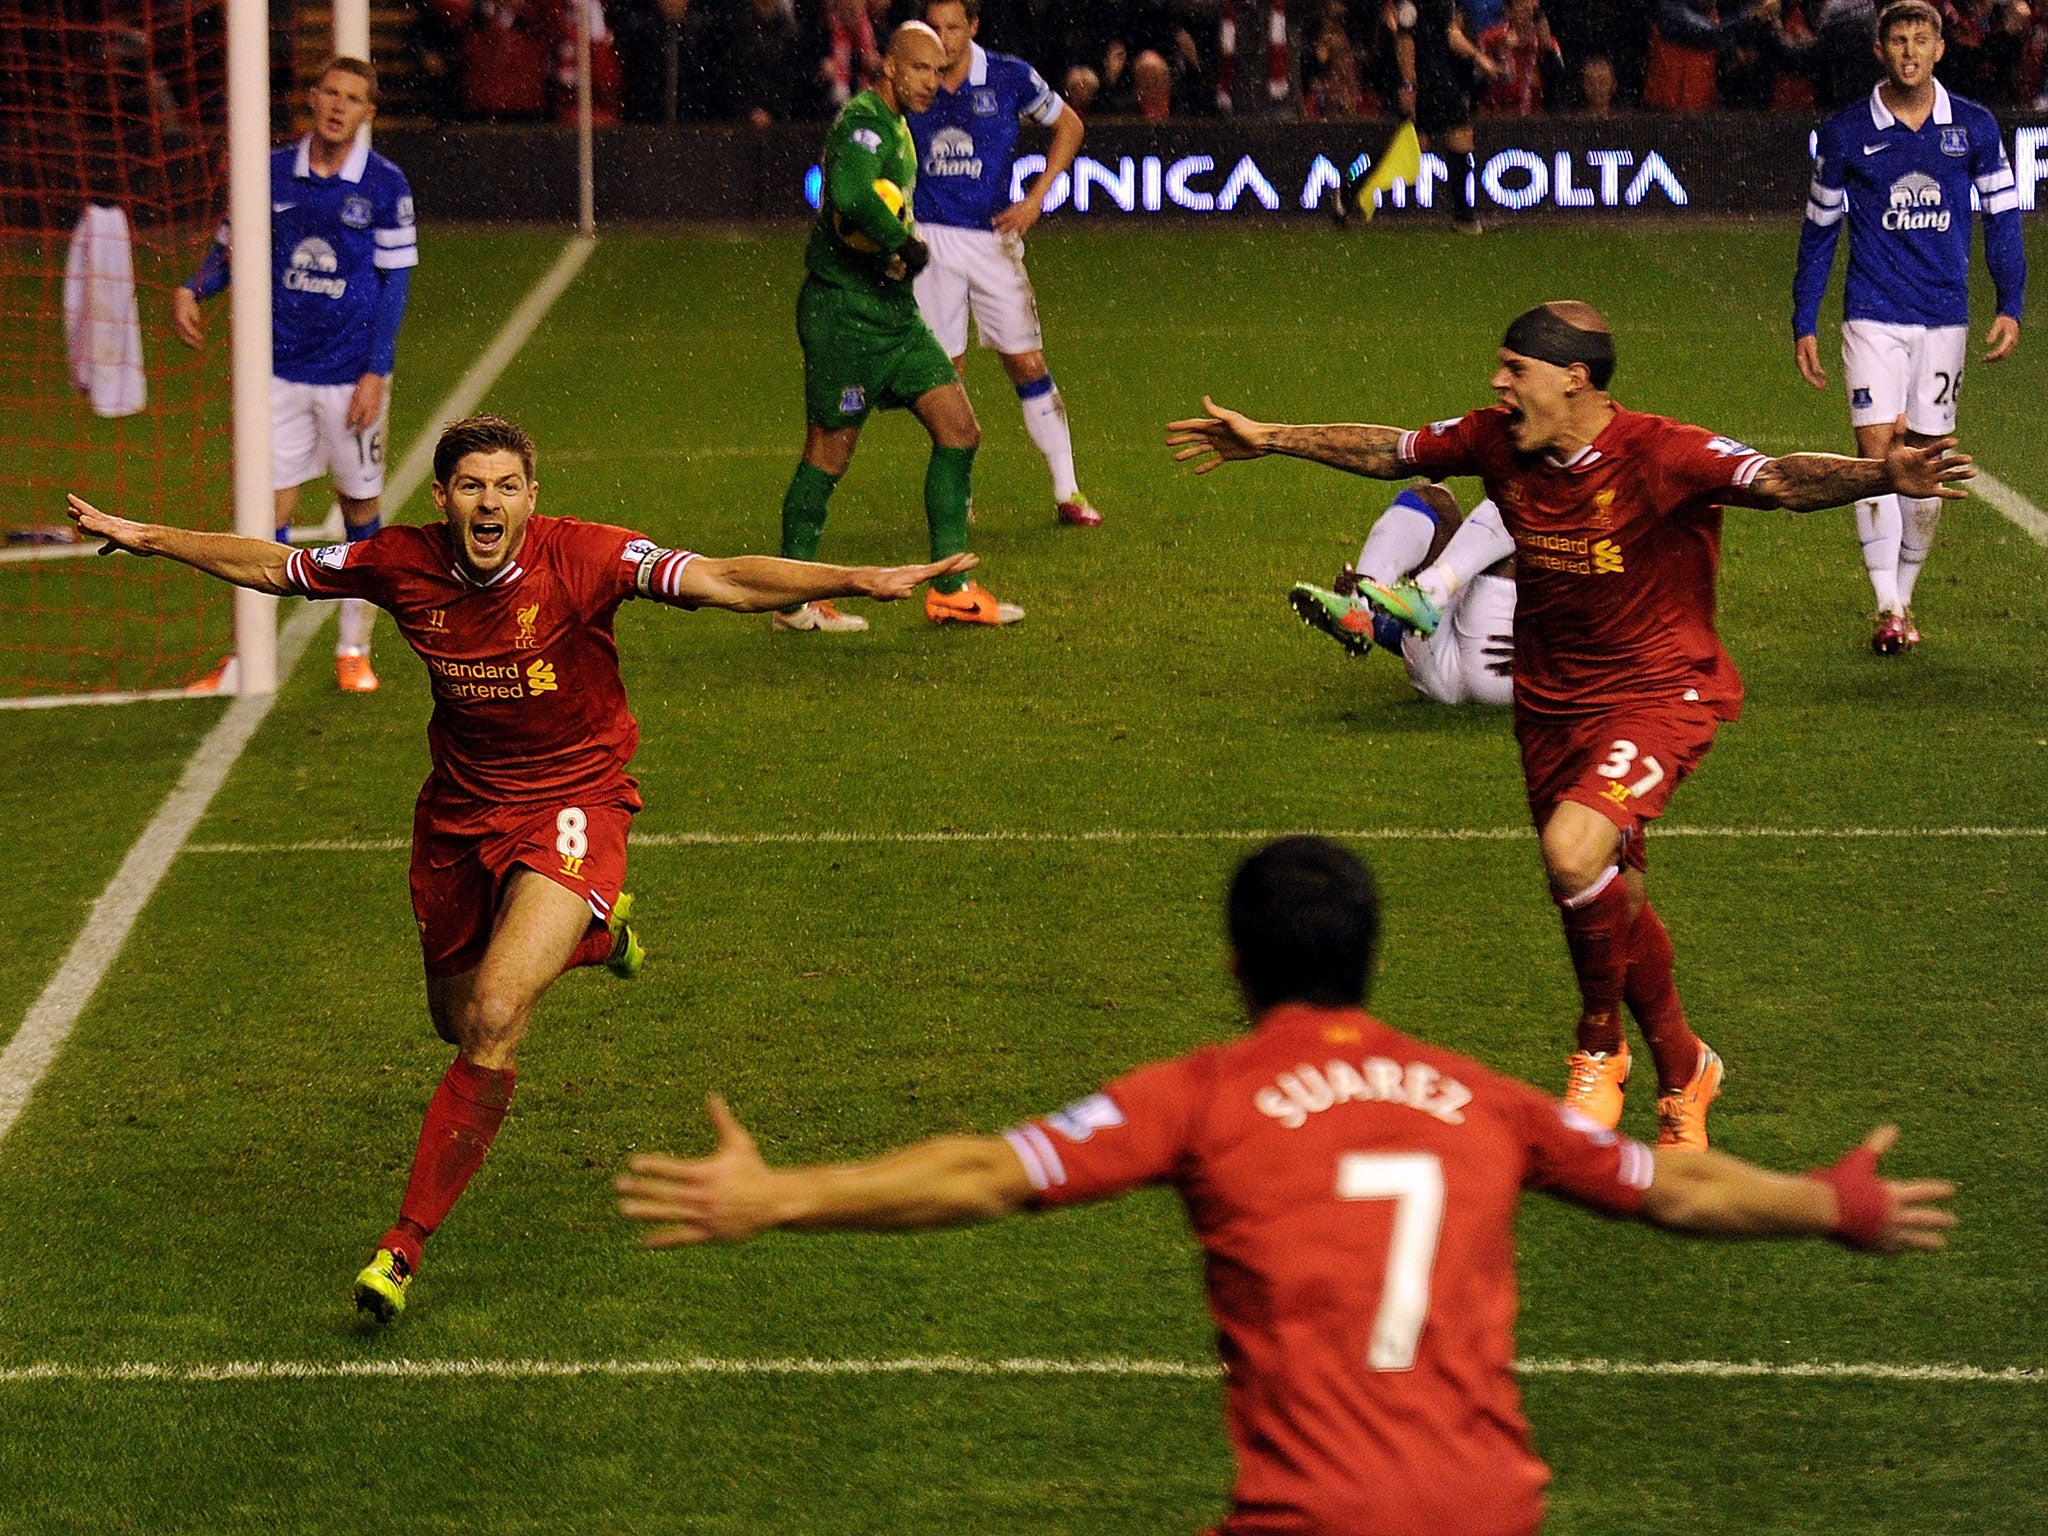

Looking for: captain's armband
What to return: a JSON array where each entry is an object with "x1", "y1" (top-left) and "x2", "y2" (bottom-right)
[{"x1": 628, "y1": 540, "x2": 701, "y2": 607}]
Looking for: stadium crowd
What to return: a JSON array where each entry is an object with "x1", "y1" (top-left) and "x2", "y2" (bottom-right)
[{"x1": 404, "y1": 0, "x2": 2048, "y2": 125}]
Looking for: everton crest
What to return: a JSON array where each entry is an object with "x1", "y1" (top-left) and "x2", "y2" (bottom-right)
[
  {"x1": 340, "y1": 194, "x2": 373, "y2": 227},
  {"x1": 971, "y1": 87, "x2": 997, "y2": 116},
  {"x1": 1939, "y1": 127, "x2": 1969, "y2": 156}
]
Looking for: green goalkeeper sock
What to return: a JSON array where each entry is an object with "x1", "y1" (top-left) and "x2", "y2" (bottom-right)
[
  {"x1": 780, "y1": 460, "x2": 838, "y2": 564},
  {"x1": 924, "y1": 444, "x2": 975, "y2": 595}
]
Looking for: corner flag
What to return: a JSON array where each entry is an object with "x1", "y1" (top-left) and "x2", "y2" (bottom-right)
[{"x1": 1355, "y1": 122, "x2": 1422, "y2": 222}]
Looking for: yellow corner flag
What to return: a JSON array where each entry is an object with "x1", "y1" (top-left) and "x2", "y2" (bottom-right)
[{"x1": 1355, "y1": 121, "x2": 1423, "y2": 223}]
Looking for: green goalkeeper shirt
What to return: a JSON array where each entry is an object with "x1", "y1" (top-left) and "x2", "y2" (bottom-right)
[{"x1": 804, "y1": 89, "x2": 919, "y2": 317}]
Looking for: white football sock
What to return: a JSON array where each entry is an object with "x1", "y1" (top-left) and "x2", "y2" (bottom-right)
[
  {"x1": 1356, "y1": 497, "x2": 1437, "y2": 586},
  {"x1": 1018, "y1": 378, "x2": 1079, "y2": 503},
  {"x1": 1895, "y1": 495, "x2": 1942, "y2": 610},
  {"x1": 1427, "y1": 497, "x2": 1515, "y2": 593},
  {"x1": 1856, "y1": 495, "x2": 1903, "y2": 614},
  {"x1": 338, "y1": 597, "x2": 374, "y2": 658}
]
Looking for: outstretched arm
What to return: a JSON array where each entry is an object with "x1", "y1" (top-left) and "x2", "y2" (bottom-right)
[
  {"x1": 66, "y1": 494, "x2": 294, "y2": 595},
  {"x1": 1749, "y1": 430, "x2": 1974, "y2": 512},
  {"x1": 615, "y1": 1095, "x2": 1036, "y2": 1245},
  {"x1": 1167, "y1": 396, "x2": 1409, "y2": 478},
  {"x1": 1638, "y1": 1125, "x2": 1955, "y2": 1252},
  {"x1": 658, "y1": 551, "x2": 978, "y2": 614}
]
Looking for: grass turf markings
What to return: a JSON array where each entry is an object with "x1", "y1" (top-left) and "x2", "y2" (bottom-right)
[
  {"x1": 0, "y1": 1355, "x2": 2038, "y2": 1387},
  {"x1": 179, "y1": 823, "x2": 2048, "y2": 856}
]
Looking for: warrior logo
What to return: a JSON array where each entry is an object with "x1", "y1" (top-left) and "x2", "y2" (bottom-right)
[
  {"x1": 284, "y1": 237, "x2": 347, "y2": 297},
  {"x1": 1883, "y1": 172, "x2": 1950, "y2": 232},
  {"x1": 925, "y1": 126, "x2": 983, "y2": 179}
]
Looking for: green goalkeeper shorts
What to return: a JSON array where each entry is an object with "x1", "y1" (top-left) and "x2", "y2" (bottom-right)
[{"x1": 797, "y1": 278, "x2": 959, "y2": 430}]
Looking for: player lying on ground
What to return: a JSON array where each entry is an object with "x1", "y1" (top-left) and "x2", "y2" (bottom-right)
[
  {"x1": 174, "y1": 56, "x2": 417, "y2": 694},
  {"x1": 1168, "y1": 301, "x2": 1971, "y2": 1152},
  {"x1": 1290, "y1": 480, "x2": 1517, "y2": 706},
  {"x1": 618, "y1": 836, "x2": 1955, "y2": 1536},
  {"x1": 68, "y1": 413, "x2": 976, "y2": 1323},
  {"x1": 778, "y1": 20, "x2": 1023, "y2": 633},
  {"x1": 909, "y1": 0, "x2": 1101, "y2": 528},
  {"x1": 1793, "y1": 0, "x2": 2024, "y2": 655}
]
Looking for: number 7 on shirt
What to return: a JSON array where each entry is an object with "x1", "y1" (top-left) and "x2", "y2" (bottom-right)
[{"x1": 1336, "y1": 1152, "x2": 1446, "y2": 1372}]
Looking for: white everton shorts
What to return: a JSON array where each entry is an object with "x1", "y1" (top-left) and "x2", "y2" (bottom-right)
[
  {"x1": 1840, "y1": 320, "x2": 1967, "y2": 436},
  {"x1": 913, "y1": 223, "x2": 1044, "y2": 358},
  {"x1": 1401, "y1": 572, "x2": 1515, "y2": 707},
  {"x1": 272, "y1": 375, "x2": 389, "y2": 498}
]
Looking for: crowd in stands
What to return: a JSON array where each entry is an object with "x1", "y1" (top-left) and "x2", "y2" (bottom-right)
[{"x1": 405, "y1": 0, "x2": 2048, "y2": 125}]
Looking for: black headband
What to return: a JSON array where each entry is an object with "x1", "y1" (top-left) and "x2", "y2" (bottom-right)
[{"x1": 1502, "y1": 307, "x2": 1616, "y2": 389}]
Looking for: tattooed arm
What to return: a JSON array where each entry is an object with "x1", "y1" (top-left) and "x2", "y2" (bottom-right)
[
  {"x1": 1167, "y1": 396, "x2": 1409, "y2": 479},
  {"x1": 1751, "y1": 436, "x2": 1974, "y2": 511}
]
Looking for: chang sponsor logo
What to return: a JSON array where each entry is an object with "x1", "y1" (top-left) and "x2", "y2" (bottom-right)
[
  {"x1": 1883, "y1": 171, "x2": 1950, "y2": 232},
  {"x1": 925, "y1": 126, "x2": 983, "y2": 179},
  {"x1": 284, "y1": 237, "x2": 347, "y2": 297}
]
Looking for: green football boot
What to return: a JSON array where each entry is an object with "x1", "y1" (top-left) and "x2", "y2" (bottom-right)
[
  {"x1": 1356, "y1": 577, "x2": 1443, "y2": 637},
  {"x1": 1288, "y1": 582, "x2": 1375, "y2": 658},
  {"x1": 352, "y1": 1247, "x2": 412, "y2": 1324},
  {"x1": 606, "y1": 891, "x2": 645, "y2": 980}
]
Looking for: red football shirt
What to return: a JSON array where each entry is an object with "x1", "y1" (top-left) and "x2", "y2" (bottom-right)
[
  {"x1": 1398, "y1": 405, "x2": 1774, "y2": 721},
  {"x1": 283, "y1": 515, "x2": 698, "y2": 807},
  {"x1": 1007, "y1": 1004, "x2": 1654, "y2": 1536}
]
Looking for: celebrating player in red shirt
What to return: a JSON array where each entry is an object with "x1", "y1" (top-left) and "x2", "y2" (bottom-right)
[
  {"x1": 1166, "y1": 303, "x2": 1971, "y2": 1151},
  {"x1": 67, "y1": 413, "x2": 976, "y2": 1323},
  {"x1": 617, "y1": 837, "x2": 1954, "y2": 1536}
]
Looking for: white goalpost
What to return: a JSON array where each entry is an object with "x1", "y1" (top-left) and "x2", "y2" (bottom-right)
[{"x1": 224, "y1": 0, "x2": 276, "y2": 697}]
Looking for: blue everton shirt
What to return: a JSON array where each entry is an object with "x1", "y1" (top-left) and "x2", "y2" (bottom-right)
[
  {"x1": 195, "y1": 136, "x2": 419, "y2": 385},
  {"x1": 1794, "y1": 81, "x2": 2025, "y2": 336},
  {"x1": 908, "y1": 44, "x2": 1064, "y2": 231}
]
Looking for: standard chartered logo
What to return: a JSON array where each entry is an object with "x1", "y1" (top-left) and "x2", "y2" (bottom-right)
[
  {"x1": 284, "y1": 236, "x2": 347, "y2": 297},
  {"x1": 1884, "y1": 171, "x2": 1950, "y2": 232},
  {"x1": 925, "y1": 126, "x2": 982, "y2": 179}
]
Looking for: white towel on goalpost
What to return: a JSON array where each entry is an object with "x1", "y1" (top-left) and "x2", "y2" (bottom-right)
[{"x1": 64, "y1": 202, "x2": 147, "y2": 419}]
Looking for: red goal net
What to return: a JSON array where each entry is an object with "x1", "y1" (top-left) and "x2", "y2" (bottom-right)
[{"x1": 0, "y1": 0, "x2": 235, "y2": 700}]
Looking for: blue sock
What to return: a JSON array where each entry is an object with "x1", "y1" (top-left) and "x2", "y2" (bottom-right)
[
  {"x1": 273, "y1": 526, "x2": 291, "y2": 544},
  {"x1": 1388, "y1": 486, "x2": 1442, "y2": 523},
  {"x1": 345, "y1": 514, "x2": 382, "y2": 543},
  {"x1": 1015, "y1": 375, "x2": 1054, "y2": 402}
]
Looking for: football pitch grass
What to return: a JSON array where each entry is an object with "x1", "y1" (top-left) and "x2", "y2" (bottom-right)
[{"x1": 3, "y1": 219, "x2": 2046, "y2": 1533}]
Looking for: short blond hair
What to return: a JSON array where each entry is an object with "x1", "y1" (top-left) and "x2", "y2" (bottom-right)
[
  {"x1": 317, "y1": 55, "x2": 379, "y2": 102},
  {"x1": 1876, "y1": 0, "x2": 1942, "y2": 41}
]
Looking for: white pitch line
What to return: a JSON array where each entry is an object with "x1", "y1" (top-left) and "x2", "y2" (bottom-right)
[
  {"x1": 1975, "y1": 470, "x2": 2048, "y2": 549},
  {"x1": 181, "y1": 824, "x2": 2048, "y2": 857},
  {"x1": 0, "y1": 1355, "x2": 2036, "y2": 1388},
  {"x1": 0, "y1": 235, "x2": 597, "y2": 1149}
]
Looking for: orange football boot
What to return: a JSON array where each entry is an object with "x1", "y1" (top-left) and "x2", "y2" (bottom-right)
[
  {"x1": 336, "y1": 653, "x2": 380, "y2": 693},
  {"x1": 1562, "y1": 1039, "x2": 1631, "y2": 1130},
  {"x1": 1655, "y1": 1045, "x2": 1724, "y2": 1152},
  {"x1": 924, "y1": 581, "x2": 1024, "y2": 626}
]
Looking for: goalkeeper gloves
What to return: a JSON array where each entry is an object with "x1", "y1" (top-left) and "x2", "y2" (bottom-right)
[{"x1": 886, "y1": 236, "x2": 931, "y2": 283}]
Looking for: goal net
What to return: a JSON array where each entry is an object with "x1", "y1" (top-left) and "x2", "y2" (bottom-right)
[{"x1": 0, "y1": 0, "x2": 235, "y2": 701}]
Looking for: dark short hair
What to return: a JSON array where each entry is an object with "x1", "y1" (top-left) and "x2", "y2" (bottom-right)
[
  {"x1": 1876, "y1": 0, "x2": 1942, "y2": 39},
  {"x1": 1228, "y1": 837, "x2": 1381, "y2": 1012},
  {"x1": 922, "y1": 0, "x2": 980, "y2": 18},
  {"x1": 433, "y1": 415, "x2": 536, "y2": 485},
  {"x1": 317, "y1": 55, "x2": 378, "y2": 102}
]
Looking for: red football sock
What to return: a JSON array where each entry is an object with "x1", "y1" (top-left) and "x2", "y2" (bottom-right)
[
  {"x1": 1557, "y1": 867, "x2": 1631, "y2": 1055},
  {"x1": 1624, "y1": 903, "x2": 1702, "y2": 1093},
  {"x1": 380, "y1": 1055, "x2": 517, "y2": 1269},
  {"x1": 561, "y1": 920, "x2": 614, "y2": 974}
]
